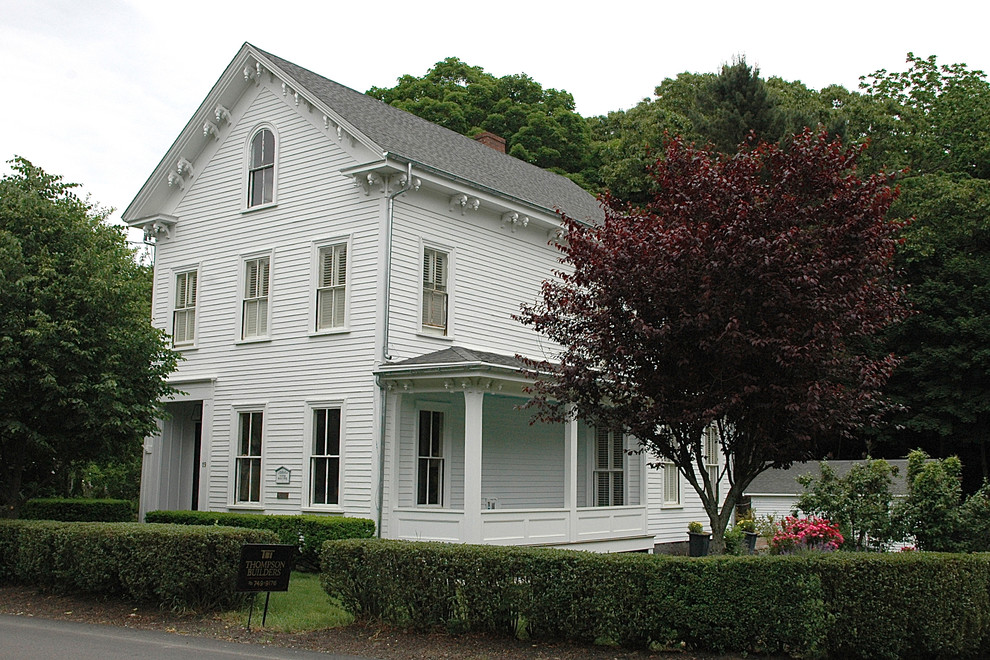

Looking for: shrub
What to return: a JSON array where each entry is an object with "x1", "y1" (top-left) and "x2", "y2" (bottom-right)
[
  {"x1": 145, "y1": 510, "x2": 374, "y2": 570},
  {"x1": 770, "y1": 516, "x2": 844, "y2": 554},
  {"x1": 0, "y1": 520, "x2": 277, "y2": 610},
  {"x1": 896, "y1": 450, "x2": 967, "y2": 551},
  {"x1": 320, "y1": 539, "x2": 827, "y2": 655},
  {"x1": 321, "y1": 539, "x2": 990, "y2": 658},
  {"x1": 796, "y1": 458, "x2": 902, "y2": 550},
  {"x1": 817, "y1": 552, "x2": 990, "y2": 659},
  {"x1": 959, "y1": 481, "x2": 990, "y2": 552},
  {"x1": 20, "y1": 498, "x2": 133, "y2": 522}
]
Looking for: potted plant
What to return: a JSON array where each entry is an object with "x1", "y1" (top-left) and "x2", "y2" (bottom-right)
[
  {"x1": 687, "y1": 521, "x2": 711, "y2": 557},
  {"x1": 735, "y1": 517, "x2": 758, "y2": 554}
]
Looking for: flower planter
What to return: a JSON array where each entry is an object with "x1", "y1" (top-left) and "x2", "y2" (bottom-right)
[
  {"x1": 744, "y1": 531, "x2": 758, "y2": 554},
  {"x1": 688, "y1": 531, "x2": 711, "y2": 557}
]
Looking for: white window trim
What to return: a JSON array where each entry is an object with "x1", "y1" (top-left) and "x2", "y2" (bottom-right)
[
  {"x1": 242, "y1": 123, "x2": 279, "y2": 212},
  {"x1": 417, "y1": 240, "x2": 455, "y2": 340},
  {"x1": 236, "y1": 249, "x2": 274, "y2": 343},
  {"x1": 309, "y1": 236, "x2": 352, "y2": 336},
  {"x1": 302, "y1": 399, "x2": 347, "y2": 512},
  {"x1": 414, "y1": 401, "x2": 453, "y2": 508},
  {"x1": 170, "y1": 265, "x2": 200, "y2": 349},
  {"x1": 230, "y1": 404, "x2": 267, "y2": 509},
  {"x1": 586, "y1": 427, "x2": 629, "y2": 508}
]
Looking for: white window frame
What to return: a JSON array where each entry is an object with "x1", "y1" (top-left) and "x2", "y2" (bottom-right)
[
  {"x1": 663, "y1": 461, "x2": 681, "y2": 506},
  {"x1": 414, "y1": 402, "x2": 452, "y2": 507},
  {"x1": 311, "y1": 237, "x2": 351, "y2": 335},
  {"x1": 419, "y1": 243, "x2": 454, "y2": 338},
  {"x1": 303, "y1": 400, "x2": 346, "y2": 510},
  {"x1": 238, "y1": 251, "x2": 273, "y2": 342},
  {"x1": 232, "y1": 407, "x2": 266, "y2": 507},
  {"x1": 171, "y1": 267, "x2": 199, "y2": 348},
  {"x1": 244, "y1": 124, "x2": 278, "y2": 210},
  {"x1": 592, "y1": 427, "x2": 626, "y2": 507}
]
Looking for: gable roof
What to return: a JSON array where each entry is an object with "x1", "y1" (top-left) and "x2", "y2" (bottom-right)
[
  {"x1": 746, "y1": 459, "x2": 911, "y2": 497},
  {"x1": 253, "y1": 46, "x2": 602, "y2": 223}
]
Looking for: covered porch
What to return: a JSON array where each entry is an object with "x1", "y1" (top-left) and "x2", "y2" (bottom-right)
[{"x1": 377, "y1": 348, "x2": 653, "y2": 552}]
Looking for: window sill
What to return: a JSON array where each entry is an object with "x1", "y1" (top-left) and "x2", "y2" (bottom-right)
[
  {"x1": 228, "y1": 504, "x2": 264, "y2": 511},
  {"x1": 661, "y1": 503, "x2": 684, "y2": 509},
  {"x1": 235, "y1": 337, "x2": 272, "y2": 345},
  {"x1": 241, "y1": 202, "x2": 278, "y2": 214},
  {"x1": 301, "y1": 506, "x2": 345, "y2": 514},
  {"x1": 173, "y1": 344, "x2": 199, "y2": 352},
  {"x1": 416, "y1": 332, "x2": 455, "y2": 342},
  {"x1": 309, "y1": 328, "x2": 350, "y2": 338}
]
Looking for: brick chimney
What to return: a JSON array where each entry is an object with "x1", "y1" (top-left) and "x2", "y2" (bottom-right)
[{"x1": 473, "y1": 131, "x2": 506, "y2": 154}]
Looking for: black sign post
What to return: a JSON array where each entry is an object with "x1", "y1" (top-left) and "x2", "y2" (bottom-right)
[{"x1": 236, "y1": 543, "x2": 295, "y2": 630}]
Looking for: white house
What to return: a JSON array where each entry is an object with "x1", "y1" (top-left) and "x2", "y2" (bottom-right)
[{"x1": 125, "y1": 43, "x2": 717, "y2": 552}]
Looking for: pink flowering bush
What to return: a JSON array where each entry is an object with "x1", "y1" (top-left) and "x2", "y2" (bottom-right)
[{"x1": 769, "y1": 516, "x2": 844, "y2": 554}]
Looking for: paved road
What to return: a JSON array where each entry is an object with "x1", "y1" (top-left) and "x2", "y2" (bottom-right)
[{"x1": 0, "y1": 615, "x2": 374, "y2": 659}]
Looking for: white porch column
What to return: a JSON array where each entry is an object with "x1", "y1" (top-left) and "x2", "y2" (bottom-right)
[
  {"x1": 564, "y1": 406, "x2": 578, "y2": 542},
  {"x1": 463, "y1": 389, "x2": 485, "y2": 544}
]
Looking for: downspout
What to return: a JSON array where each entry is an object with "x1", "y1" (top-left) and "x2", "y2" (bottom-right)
[{"x1": 376, "y1": 161, "x2": 413, "y2": 537}]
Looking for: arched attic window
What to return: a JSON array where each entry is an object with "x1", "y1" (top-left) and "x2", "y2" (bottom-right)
[{"x1": 248, "y1": 128, "x2": 275, "y2": 207}]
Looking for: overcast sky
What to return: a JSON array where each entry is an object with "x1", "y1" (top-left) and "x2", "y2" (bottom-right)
[{"x1": 2, "y1": 0, "x2": 987, "y2": 233}]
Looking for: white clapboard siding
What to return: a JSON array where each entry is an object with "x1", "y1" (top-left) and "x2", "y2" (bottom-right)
[
  {"x1": 385, "y1": 193, "x2": 564, "y2": 362},
  {"x1": 153, "y1": 84, "x2": 380, "y2": 517},
  {"x1": 481, "y1": 394, "x2": 565, "y2": 509}
]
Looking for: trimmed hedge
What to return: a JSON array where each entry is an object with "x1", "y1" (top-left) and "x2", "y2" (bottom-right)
[
  {"x1": 0, "y1": 520, "x2": 277, "y2": 610},
  {"x1": 321, "y1": 539, "x2": 990, "y2": 658},
  {"x1": 21, "y1": 498, "x2": 133, "y2": 522},
  {"x1": 145, "y1": 510, "x2": 374, "y2": 570}
]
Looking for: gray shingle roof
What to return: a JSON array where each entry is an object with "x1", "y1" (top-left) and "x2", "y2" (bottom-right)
[
  {"x1": 747, "y1": 459, "x2": 911, "y2": 496},
  {"x1": 388, "y1": 346, "x2": 527, "y2": 370},
  {"x1": 253, "y1": 46, "x2": 602, "y2": 223}
]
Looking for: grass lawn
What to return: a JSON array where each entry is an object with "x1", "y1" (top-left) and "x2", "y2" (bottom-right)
[{"x1": 222, "y1": 571, "x2": 353, "y2": 632}]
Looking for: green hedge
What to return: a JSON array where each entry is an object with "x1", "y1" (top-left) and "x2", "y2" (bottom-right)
[
  {"x1": 0, "y1": 520, "x2": 277, "y2": 610},
  {"x1": 321, "y1": 539, "x2": 990, "y2": 658},
  {"x1": 145, "y1": 510, "x2": 374, "y2": 570},
  {"x1": 21, "y1": 498, "x2": 133, "y2": 522}
]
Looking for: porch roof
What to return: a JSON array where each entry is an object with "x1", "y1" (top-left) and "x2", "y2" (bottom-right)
[{"x1": 375, "y1": 347, "x2": 546, "y2": 391}]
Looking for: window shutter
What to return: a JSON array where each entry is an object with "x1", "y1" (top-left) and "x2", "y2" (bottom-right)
[
  {"x1": 612, "y1": 431, "x2": 623, "y2": 470},
  {"x1": 175, "y1": 273, "x2": 187, "y2": 307},
  {"x1": 434, "y1": 252, "x2": 446, "y2": 291},
  {"x1": 259, "y1": 259, "x2": 269, "y2": 297},
  {"x1": 596, "y1": 427, "x2": 609, "y2": 469}
]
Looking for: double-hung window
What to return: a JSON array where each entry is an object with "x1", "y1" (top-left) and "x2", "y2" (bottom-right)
[
  {"x1": 311, "y1": 408, "x2": 341, "y2": 505},
  {"x1": 242, "y1": 256, "x2": 270, "y2": 339},
  {"x1": 421, "y1": 248, "x2": 448, "y2": 335},
  {"x1": 316, "y1": 243, "x2": 347, "y2": 330},
  {"x1": 236, "y1": 411, "x2": 263, "y2": 503},
  {"x1": 704, "y1": 425, "x2": 720, "y2": 491},
  {"x1": 417, "y1": 410, "x2": 444, "y2": 506},
  {"x1": 663, "y1": 461, "x2": 681, "y2": 505},
  {"x1": 172, "y1": 270, "x2": 197, "y2": 346},
  {"x1": 248, "y1": 128, "x2": 275, "y2": 207},
  {"x1": 594, "y1": 428, "x2": 625, "y2": 506}
]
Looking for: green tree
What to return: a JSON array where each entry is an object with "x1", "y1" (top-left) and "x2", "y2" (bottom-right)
[
  {"x1": 691, "y1": 57, "x2": 786, "y2": 154},
  {"x1": 0, "y1": 158, "x2": 178, "y2": 517},
  {"x1": 883, "y1": 174, "x2": 990, "y2": 477},
  {"x1": 795, "y1": 459, "x2": 902, "y2": 551},
  {"x1": 856, "y1": 53, "x2": 990, "y2": 177},
  {"x1": 368, "y1": 58, "x2": 596, "y2": 188}
]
